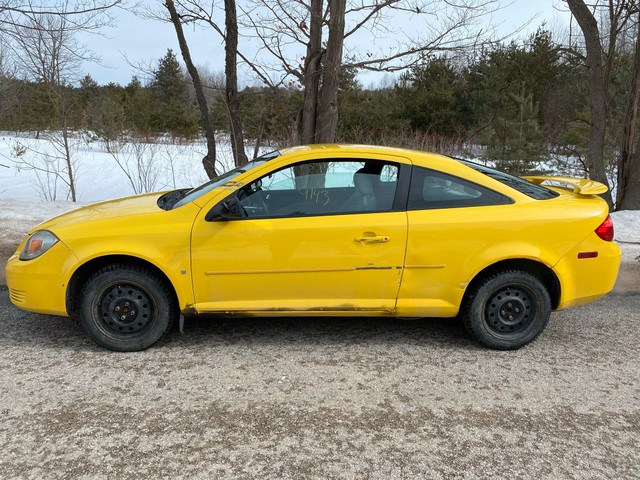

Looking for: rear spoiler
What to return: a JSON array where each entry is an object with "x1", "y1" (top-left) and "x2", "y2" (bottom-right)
[{"x1": 521, "y1": 176, "x2": 608, "y2": 196}]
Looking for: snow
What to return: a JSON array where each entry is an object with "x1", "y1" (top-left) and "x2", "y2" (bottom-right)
[
  {"x1": 0, "y1": 131, "x2": 240, "y2": 248},
  {"x1": 0, "y1": 200, "x2": 82, "y2": 223},
  {"x1": 611, "y1": 211, "x2": 640, "y2": 261},
  {"x1": 0, "y1": 131, "x2": 239, "y2": 203},
  {"x1": 610, "y1": 211, "x2": 640, "y2": 244}
]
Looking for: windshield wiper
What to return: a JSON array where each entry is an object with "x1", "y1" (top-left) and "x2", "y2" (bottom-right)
[{"x1": 158, "y1": 189, "x2": 192, "y2": 211}]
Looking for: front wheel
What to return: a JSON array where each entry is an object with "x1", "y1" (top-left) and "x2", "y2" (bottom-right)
[
  {"x1": 79, "y1": 264, "x2": 176, "y2": 352},
  {"x1": 461, "y1": 270, "x2": 551, "y2": 350}
]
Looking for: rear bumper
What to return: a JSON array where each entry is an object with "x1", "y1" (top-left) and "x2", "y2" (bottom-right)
[
  {"x1": 5, "y1": 241, "x2": 77, "y2": 316},
  {"x1": 553, "y1": 233, "x2": 621, "y2": 310}
]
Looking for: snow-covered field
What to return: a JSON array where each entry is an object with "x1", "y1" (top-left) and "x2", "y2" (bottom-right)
[
  {"x1": 610, "y1": 211, "x2": 640, "y2": 262},
  {"x1": 0, "y1": 131, "x2": 241, "y2": 203}
]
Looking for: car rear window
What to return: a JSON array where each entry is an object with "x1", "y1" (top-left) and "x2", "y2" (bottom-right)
[
  {"x1": 457, "y1": 160, "x2": 559, "y2": 200},
  {"x1": 408, "y1": 166, "x2": 512, "y2": 210}
]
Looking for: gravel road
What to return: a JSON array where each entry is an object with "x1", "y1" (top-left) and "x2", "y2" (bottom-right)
[{"x1": 0, "y1": 285, "x2": 638, "y2": 479}]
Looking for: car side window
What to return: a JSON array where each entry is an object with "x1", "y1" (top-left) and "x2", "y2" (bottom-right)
[
  {"x1": 236, "y1": 159, "x2": 399, "y2": 218},
  {"x1": 408, "y1": 166, "x2": 512, "y2": 210}
]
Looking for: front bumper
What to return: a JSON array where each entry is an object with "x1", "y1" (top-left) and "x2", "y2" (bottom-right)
[{"x1": 5, "y1": 240, "x2": 78, "y2": 316}]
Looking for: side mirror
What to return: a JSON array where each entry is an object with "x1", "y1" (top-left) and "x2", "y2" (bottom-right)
[{"x1": 205, "y1": 196, "x2": 244, "y2": 221}]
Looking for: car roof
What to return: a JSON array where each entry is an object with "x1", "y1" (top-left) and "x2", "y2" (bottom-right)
[
  {"x1": 280, "y1": 143, "x2": 437, "y2": 156},
  {"x1": 278, "y1": 143, "x2": 468, "y2": 173},
  {"x1": 279, "y1": 143, "x2": 455, "y2": 163}
]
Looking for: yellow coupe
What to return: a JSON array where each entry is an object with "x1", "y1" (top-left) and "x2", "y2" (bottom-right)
[{"x1": 6, "y1": 145, "x2": 621, "y2": 351}]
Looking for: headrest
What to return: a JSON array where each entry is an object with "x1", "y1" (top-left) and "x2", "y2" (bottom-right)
[{"x1": 353, "y1": 171, "x2": 377, "y2": 196}]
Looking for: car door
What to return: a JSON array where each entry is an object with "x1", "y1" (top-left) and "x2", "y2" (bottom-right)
[
  {"x1": 190, "y1": 157, "x2": 409, "y2": 314},
  {"x1": 395, "y1": 165, "x2": 515, "y2": 317}
]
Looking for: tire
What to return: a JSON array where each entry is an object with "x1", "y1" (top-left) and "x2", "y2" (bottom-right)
[
  {"x1": 461, "y1": 270, "x2": 551, "y2": 350},
  {"x1": 79, "y1": 264, "x2": 176, "y2": 352}
]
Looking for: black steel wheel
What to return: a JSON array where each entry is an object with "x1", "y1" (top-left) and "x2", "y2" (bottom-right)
[
  {"x1": 461, "y1": 270, "x2": 551, "y2": 350},
  {"x1": 484, "y1": 284, "x2": 537, "y2": 338},
  {"x1": 97, "y1": 283, "x2": 155, "y2": 335},
  {"x1": 79, "y1": 264, "x2": 176, "y2": 351}
]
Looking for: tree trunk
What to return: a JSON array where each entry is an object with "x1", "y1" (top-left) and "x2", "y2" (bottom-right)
[
  {"x1": 294, "y1": 0, "x2": 344, "y2": 188},
  {"x1": 252, "y1": 113, "x2": 265, "y2": 159},
  {"x1": 62, "y1": 121, "x2": 76, "y2": 202},
  {"x1": 617, "y1": 10, "x2": 640, "y2": 210},
  {"x1": 225, "y1": 0, "x2": 248, "y2": 167},
  {"x1": 299, "y1": 0, "x2": 323, "y2": 144},
  {"x1": 58, "y1": 91, "x2": 76, "y2": 202},
  {"x1": 164, "y1": 0, "x2": 218, "y2": 179},
  {"x1": 566, "y1": 0, "x2": 614, "y2": 207},
  {"x1": 315, "y1": 0, "x2": 346, "y2": 144}
]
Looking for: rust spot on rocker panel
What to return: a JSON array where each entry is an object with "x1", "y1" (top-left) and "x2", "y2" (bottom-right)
[
  {"x1": 181, "y1": 304, "x2": 198, "y2": 316},
  {"x1": 182, "y1": 304, "x2": 395, "y2": 317}
]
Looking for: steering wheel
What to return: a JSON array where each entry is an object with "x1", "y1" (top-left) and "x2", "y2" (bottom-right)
[{"x1": 239, "y1": 185, "x2": 270, "y2": 217}]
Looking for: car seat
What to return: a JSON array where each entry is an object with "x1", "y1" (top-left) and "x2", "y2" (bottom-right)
[{"x1": 341, "y1": 169, "x2": 379, "y2": 211}]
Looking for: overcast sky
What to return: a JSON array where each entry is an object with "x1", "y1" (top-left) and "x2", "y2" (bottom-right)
[{"x1": 76, "y1": 0, "x2": 573, "y2": 88}]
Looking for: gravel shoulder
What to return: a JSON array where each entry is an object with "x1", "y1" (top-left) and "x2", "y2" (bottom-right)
[{"x1": 0, "y1": 289, "x2": 639, "y2": 479}]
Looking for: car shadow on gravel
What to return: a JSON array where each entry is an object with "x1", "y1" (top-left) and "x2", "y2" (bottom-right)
[
  {"x1": 166, "y1": 314, "x2": 475, "y2": 351},
  {"x1": 0, "y1": 298, "x2": 476, "y2": 352}
]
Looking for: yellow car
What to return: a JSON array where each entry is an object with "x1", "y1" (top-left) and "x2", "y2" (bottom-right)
[{"x1": 6, "y1": 145, "x2": 620, "y2": 351}]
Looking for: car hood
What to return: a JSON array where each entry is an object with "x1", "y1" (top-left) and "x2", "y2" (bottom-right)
[{"x1": 33, "y1": 192, "x2": 165, "y2": 233}]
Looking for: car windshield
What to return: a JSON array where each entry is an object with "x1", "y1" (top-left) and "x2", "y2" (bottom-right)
[
  {"x1": 457, "y1": 160, "x2": 559, "y2": 200},
  {"x1": 171, "y1": 150, "x2": 281, "y2": 209}
]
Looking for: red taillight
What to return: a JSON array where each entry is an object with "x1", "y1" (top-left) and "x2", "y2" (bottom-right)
[{"x1": 595, "y1": 215, "x2": 614, "y2": 241}]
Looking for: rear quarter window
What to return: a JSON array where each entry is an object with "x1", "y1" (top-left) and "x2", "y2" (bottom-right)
[{"x1": 408, "y1": 166, "x2": 513, "y2": 210}]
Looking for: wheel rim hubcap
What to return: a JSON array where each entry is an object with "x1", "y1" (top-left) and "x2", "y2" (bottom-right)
[
  {"x1": 485, "y1": 285, "x2": 536, "y2": 336},
  {"x1": 98, "y1": 284, "x2": 153, "y2": 334}
]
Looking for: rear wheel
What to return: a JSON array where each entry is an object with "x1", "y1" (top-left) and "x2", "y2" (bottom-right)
[
  {"x1": 79, "y1": 264, "x2": 176, "y2": 352},
  {"x1": 462, "y1": 270, "x2": 551, "y2": 350}
]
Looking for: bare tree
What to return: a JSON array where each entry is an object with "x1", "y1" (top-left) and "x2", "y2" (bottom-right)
[
  {"x1": 108, "y1": 139, "x2": 163, "y2": 194},
  {"x1": 242, "y1": 0, "x2": 501, "y2": 144},
  {"x1": 5, "y1": 12, "x2": 93, "y2": 201},
  {"x1": 314, "y1": 0, "x2": 345, "y2": 143},
  {"x1": 617, "y1": 7, "x2": 640, "y2": 209},
  {"x1": 0, "y1": 35, "x2": 19, "y2": 126},
  {"x1": 155, "y1": 0, "x2": 248, "y2": 169},
  {"x1": 563, "y1": 0, "x2": 639, "y2": 207},
  {"x1": 298, "y1": 0, "x2": 322, "y2": 144},
  {"x1": 0, "y1": 0, "x2": 120, "y2": 35},
  {"x1": 224, "y1": 0, "x2": 248, "y2": 165},
  {"x1": 4, "y1": 137, "x2": 78, "y2": 200},
  {"x1": 164, "y1": 0, "x2": 218, "y2": 178},
  {"x1": 158, "y1": 0, "x2": 500, "y2": 159},
  {"x1": 2, "y1": 0, "x2": 118, "y2": 201}
]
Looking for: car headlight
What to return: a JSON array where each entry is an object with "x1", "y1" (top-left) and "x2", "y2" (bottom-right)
[{"x1": 20, "y1": 230, "x2": 59, "y2": 261}]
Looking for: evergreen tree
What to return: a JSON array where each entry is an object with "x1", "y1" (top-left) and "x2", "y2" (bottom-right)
[
  {"x1": 96, "y1": 93, "x2": 125, "y2": 151},
  {"x1": 467, "y1": 29, "x2": 576, "y2": 173},
  {"x1": 151, "y1": 49, "x2": 187, "y2": 103},
  {"x1": 124, "y1": 76, "x2": 153, "y2": 133},
  {"x1": 78, "y1": 74, "x2": 99, "y2": 129},
  {"x1": 150, "y1": 49, "x2": 198, "y2": 137},
  {"x1": 394, "y1": 56, "x2": 471, "y2": 137},
  {"x1": 482, "y1": 83, "x2": 546, "y2": 175}
]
